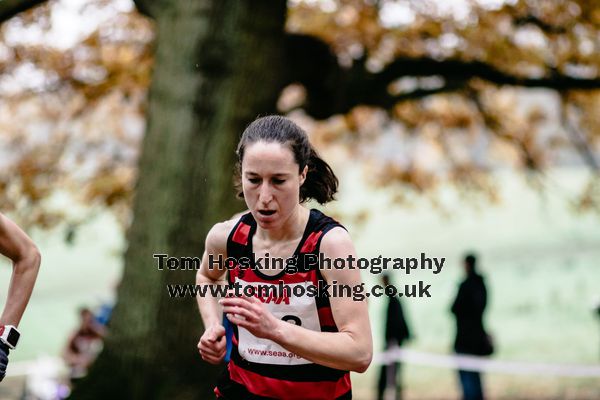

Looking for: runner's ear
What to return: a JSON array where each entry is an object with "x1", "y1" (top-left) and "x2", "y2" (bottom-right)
[{"x1": 299, "y1": 165, "x2": 308, "y2": 186}]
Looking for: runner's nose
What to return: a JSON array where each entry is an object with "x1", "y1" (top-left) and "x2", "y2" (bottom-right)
[{"x1": 258, "y1": 183, "x2": 273, "y2": 205}]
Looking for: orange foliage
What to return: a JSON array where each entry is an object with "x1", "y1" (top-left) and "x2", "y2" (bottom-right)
[{"x1": 2, "y1": 0, "x2": 600, "y2": 229}]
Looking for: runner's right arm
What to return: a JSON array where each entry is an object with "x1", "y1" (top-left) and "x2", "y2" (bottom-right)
[{"x1": 196, "y1": 220, "x2": 233, "y2": 364}]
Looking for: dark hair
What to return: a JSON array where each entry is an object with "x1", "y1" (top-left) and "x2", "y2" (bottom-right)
[
  {"x1": 79, "y1": 307, "x2": 92, "y2": 317},
  {"x1": 381, "y1": 274, "x2": 390, "y2": 286},
  {"x1": 464, "y1": 253, "x2": 477, "y2": 271},
  {"x1": 235, "y1": 115, "x2": 338, "y2": 204}
]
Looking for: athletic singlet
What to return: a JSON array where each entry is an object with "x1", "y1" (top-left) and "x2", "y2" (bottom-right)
[{"x1": 215, "y1": 208, "x2": 352, "y2": 400}]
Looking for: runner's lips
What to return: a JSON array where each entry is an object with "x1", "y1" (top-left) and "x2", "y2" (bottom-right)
[{"x1": 258, "y1": 210, "x2": 276, "y2": 216}]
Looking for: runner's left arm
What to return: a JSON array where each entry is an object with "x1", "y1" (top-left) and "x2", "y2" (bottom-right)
[{"x1": 220, "y1": 227, "x2": 373, "y2": 372}]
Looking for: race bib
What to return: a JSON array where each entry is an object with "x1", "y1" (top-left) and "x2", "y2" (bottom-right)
[{"x1": 235, "y1": 279, "x2": 321, "y2": 365}]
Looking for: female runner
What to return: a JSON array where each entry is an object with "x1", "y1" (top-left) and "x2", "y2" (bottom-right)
[{"x1": 196, "y1": 115, "x2": 372, "y2": 399}]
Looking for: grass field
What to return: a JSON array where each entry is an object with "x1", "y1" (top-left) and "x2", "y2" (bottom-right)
[
  {"x1": 1, "y1": 167, "x2": 599, "y2": 399},
  {"x1": 337, "y1": 166, "x2": 600, "y2": 399}
]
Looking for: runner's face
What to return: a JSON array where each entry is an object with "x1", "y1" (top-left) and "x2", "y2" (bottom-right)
[{"x1": 242, "y1": 141, "x2": 307, "y2": 228}]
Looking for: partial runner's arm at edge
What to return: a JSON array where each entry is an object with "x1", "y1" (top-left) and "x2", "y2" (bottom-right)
[{"x1": 0, "y1": 213, "x2": 41, "y2": 327}]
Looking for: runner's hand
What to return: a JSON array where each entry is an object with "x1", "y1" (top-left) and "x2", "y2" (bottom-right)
[
  {"x1": 220, "y1": 294, "x2": 279, "y2": 340},
  {"x1": 198, "y1": 324, "x2": 226, "y2": 364}
]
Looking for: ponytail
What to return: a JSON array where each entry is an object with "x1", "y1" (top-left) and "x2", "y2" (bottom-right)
[{"x1": 300, "y1": 147, "x2": 338, "y2": 204}]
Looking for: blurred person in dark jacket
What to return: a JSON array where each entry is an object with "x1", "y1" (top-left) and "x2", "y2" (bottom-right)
[
  {"x1": 377, "y1": 274, "x2": 412, "y2": 400},
  {"x1": 451, "y1": 253, "x2": 493, "y2": 400}
]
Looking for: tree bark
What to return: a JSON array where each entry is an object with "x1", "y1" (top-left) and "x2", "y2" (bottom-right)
[{"x1": 70, "y1": 1, "x2": 286, "y2": 398}]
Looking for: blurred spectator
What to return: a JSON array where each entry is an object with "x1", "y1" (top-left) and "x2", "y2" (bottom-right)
[
  {"x1": 377, "y1": 274, "x2": 412, "y2": 400},
  {"x1": 95, "y1": 303, "x2": 114, "y2": 326},
  {"x1": 94, "y1": 301, "x2": 114, "y2": 327},
  {"x1": 595, "y1": 300, "x2": 600, "y2": 361},
  {"x1": 62, "y1": 307, "x2": 105, "y2": 384},
  {"x1": 451, "y1": 253, "x2": 493, "y2": 400},
  {"x1": 94, "y1": 280, "x2": 120, "y2": 327}
]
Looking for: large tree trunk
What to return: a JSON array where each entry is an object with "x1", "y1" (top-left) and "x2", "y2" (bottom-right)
[{"x1": 71, "y1": 1, "x2": 287, "y2": 398}]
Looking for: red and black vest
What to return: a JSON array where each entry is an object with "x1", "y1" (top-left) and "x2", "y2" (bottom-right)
[{"x1": 215, "y1": 208, "x2": 352, "y2": 400}]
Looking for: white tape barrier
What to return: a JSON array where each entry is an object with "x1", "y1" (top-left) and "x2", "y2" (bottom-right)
[
  {"x1": 7, "y1": 351, "x2": 600, "y2": 379},
  {"x1": 374, "y1": 348, "x2": 600, "y2": 378},
  {"x1": 6, "y1": 356, "x2": 66, "y2": 377}
]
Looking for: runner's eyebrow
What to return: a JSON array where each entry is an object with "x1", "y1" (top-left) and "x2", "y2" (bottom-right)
[{"x1": 245, "y1": 172, "x2": 291, "y2": 178}]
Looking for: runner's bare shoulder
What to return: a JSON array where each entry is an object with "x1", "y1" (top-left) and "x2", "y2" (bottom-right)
[{"x1": 205, "y1": 210, "x2": 249, "y2": 256}]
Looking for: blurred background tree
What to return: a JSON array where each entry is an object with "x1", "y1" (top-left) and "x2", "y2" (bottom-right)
[{"x1": 0, "y1": 0, "x2": 599, "y2": 398}]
